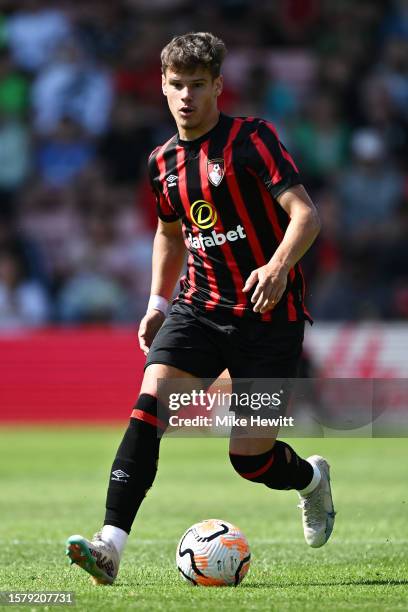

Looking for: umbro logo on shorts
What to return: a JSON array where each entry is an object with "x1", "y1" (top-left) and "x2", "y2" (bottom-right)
[{"x1": 111, "y1": 469, "x2": 130, "y2": 482}]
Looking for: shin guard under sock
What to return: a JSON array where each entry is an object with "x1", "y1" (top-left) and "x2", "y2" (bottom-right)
[
  {"x1": 104, "y1": 394, "x2": 168, "y2": 534},
  {"x1": 229, "y1": 441, "x2": 314, "y2": 490}
]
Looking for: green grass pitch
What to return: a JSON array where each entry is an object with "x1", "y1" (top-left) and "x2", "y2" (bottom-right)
[{"x1": 0, "y1": 428, "x2": 407, "y2": 611}]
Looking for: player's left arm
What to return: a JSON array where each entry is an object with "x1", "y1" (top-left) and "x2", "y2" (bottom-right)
[{"x1": 243, "y1": 184, "x2": 321, "y2": 313}]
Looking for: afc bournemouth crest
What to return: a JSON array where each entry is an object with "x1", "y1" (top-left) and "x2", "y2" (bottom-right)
[{"x1": 207, "y1": 158, "x2": 225, "y2": 186}]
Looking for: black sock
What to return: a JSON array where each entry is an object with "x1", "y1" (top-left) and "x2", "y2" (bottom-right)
[
  {"x1": 229, "y1": 441, "x2": 313, "y2": 490},
  {"x1": 104, "y1": 394, "x2": 167, "y2": 534}
]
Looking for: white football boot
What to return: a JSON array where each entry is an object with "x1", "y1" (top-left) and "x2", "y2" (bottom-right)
[
  {"x1": 66, "y1": 531, "x2": 120, "y2": 584},
  {"x1": 298, "y1": 455, "x2": 336, "y2": 548}
]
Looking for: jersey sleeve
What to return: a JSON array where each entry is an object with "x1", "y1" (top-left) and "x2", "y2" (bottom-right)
[
  {"x1": 148, "y1": 149, "x2": 179, "y2": 222},
  {"x1": 245, "y1": 121, "x2": 301, "y2": 199}
]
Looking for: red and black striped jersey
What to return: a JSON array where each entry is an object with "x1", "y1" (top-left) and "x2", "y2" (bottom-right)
[{"x1": 148, "y1": 113, "x2": 312, "y2": 323}]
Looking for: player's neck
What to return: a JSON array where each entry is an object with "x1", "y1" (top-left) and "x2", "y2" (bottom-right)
[{"x1": 177, "y1": 110, "x2": 221, "y2": 142}]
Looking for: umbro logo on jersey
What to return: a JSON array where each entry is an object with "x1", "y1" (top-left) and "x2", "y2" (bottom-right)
[
  {"x1": 166, "y1": 174, "x2": 178, "y2": 187},
  {"x1": 111, "y1": 469, "x2": 130, "y2": 482}
]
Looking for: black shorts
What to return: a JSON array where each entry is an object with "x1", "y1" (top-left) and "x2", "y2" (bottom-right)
[{"x1": 146, "y1": 301, "x2": 304, "y2": 384}]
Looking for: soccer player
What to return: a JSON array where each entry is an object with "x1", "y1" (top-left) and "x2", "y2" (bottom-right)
[{"x1": 66, "y1": 32, "x2": 335, "y2": 585}]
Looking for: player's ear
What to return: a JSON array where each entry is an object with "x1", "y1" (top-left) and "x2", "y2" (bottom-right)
[
  {"x1": 162, "y1": 73, "x2": 167, "y2": 96},
  {"x1": 214, "y1": 75, "x2": 223, "y2": 98}
]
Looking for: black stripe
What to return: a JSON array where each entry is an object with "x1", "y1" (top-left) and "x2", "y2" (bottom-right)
[
  {"x1": 217, "y1": 120, "x2": 258, "y2": 302},
  {"x1": 177, "y1": 567, "x2": 197, "y2": 585},
  {"x1": 178, "y1": 530, "x2": 207, "y2": 578},
  {"x1": 234, "y1": 554, "x2": 251, "y2": 586},
  {"x1": 203, "y1": 118, "x2": 242, "y2": 310},
  {"x1": 161, "y1": 140, "x2": 185, "y2": 219},
  {"x1": 196, "y1": 523, "x2": 229, "y2": 542},
  {"x1": 149, "y1": 139, "x2": 179, "y2": 221},
  {"x1": 256, "y1": 121, "x2": 300, "y2": 189},
  {"x1": 183, "y1": 148, "x2": 212, "y2": 309},
  {"x1": 234, "y1": 139, "x2": 281, "y2": 261},
  {"x1": 148, "y1": 114, "x2": 311, "y2": 323},
  {"x1": 164, "y1": 144, "x2": 196, "y2": 297}
]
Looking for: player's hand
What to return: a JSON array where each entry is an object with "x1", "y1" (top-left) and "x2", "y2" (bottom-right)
[
  {"x1": 242, "y1": 263, "x2": 288, "y2": 313},
  {"x1": 138, "y1": 309, "x2": 166, "y2": 355}
]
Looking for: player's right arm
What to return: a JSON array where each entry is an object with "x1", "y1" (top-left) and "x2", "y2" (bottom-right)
[{"x1": 138, "y1": 219, "x2": 185, "y2": 355}]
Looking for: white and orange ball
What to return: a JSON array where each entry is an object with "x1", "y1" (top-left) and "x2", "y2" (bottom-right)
[{"x1": 176, "y1": 519, "x2": 251, "y2": 586}]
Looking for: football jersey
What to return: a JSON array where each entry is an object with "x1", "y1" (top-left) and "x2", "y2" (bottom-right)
[{"x1": 148, "y1": 113, "x2": 312, "y2": 323}]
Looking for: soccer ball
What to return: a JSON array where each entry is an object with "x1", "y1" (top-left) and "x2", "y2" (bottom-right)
[{"x1": 176, "y1": 519, "x2": 251, "y2": 586}]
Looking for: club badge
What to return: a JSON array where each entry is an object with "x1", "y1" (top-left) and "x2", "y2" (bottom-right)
[{"x1": 207, "y1": 158, "x2": 225, "y2": 187}]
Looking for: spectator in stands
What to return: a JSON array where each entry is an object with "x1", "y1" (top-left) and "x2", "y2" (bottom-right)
[
  {"x1": 31, "y1": 39, "x2": 113, "y2": 136},
  {"x1": 56, "y1": 270, "x2": 128, "y2": 324},
  {"x1": 376, "y1": 36, "x2": 408, "y2": 118},
  {"x1": 382, "y1": 0, "x2": 408, "y2": 44},
  {"x1": 359, "y1": 75, "x2": 408, "y2": 166},
  {"x1": 17, "y1": 183, "x2": 86, "y2": 296},
  {"x1": 0, "y1": 211, "x2": 48, "y2": 287},
  {"x1": 336, "y1": 129, "x2": 404, "y2": 246},
  {"x1": 0, "y1": 0, "x2": 405, "y2": 325},
  {"x1": 290, "y1": 92, "x2": 350, "y2": 189},
  {"x1": 98, "y1": 96, "x2": 154, "y2": 185},
  {"x1": 0, "y1": 47, "x2": 29, "y2": 119},
  {"x1": 0, "y1": 110, "x2": 30, "y2": 208},
  {"x1": 6, "y1": 0, "x2": 71, "y2": 73},
  {"x1": 35, "y1": 117, "x2": 95, "y2": 188},
  {"x1": 58, "y1": 196, "x2": 153, "y2": 322},
  {"x1": 0, "y1": 248, "x2": 49, "y2": 328},
  {"x1": 74, "y1": 1, "x2": 134, "y2": 65}
]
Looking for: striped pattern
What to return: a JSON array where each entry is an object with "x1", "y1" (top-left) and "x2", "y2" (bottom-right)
[{"x1": 147, "y1": 113, "x2": 311, "y2": 323}]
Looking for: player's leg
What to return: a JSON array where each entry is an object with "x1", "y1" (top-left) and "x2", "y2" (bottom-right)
[
  {"x1": 226, "y1": 320, "x2": 335, "y2": 548},
  {"x1": 66, "y1": 301, "x2": 226, "y2": 584},
  {"x1": 66, "y1": 363, "x2": 205, "y2": 584}
]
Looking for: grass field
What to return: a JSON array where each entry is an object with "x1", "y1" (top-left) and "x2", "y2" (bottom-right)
[{"x1": 0, "y1": 428, "x2": 407, "y2": 611}]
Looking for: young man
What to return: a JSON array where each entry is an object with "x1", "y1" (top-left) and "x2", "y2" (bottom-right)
[{"x1": 66, "y1": 32, "x2": 335, "y2": 585}]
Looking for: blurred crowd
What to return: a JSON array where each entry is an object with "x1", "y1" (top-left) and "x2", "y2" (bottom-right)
[{"x1": 0, "y1": 0, "x2": 407, "y2": 327}]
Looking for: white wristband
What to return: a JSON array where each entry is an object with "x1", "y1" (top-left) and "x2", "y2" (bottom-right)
[{"x1": 147, "y1": 295, "x2": 168, "y2": 315}]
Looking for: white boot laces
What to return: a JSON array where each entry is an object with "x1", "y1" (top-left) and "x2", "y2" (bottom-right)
[{"x1": 298, "y1": 486, "x2": 324, "y2": 527}]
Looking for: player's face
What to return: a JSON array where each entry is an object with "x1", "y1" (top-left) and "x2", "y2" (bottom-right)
[{"x1": 162, "y1": 67, "x2": 223, "y2": 139}]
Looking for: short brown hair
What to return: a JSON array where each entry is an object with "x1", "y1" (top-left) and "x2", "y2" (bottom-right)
[{"x1": 161, "y1": 32, "x2": 227, "y2": 79}]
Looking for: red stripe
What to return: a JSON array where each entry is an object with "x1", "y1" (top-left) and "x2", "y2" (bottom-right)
[
  {"x1": 156, "y1": 135, "x2": 175, "y2": 160},
  {"x1": 177, "y1": 145, "x2": 220, "y2": 311},
  {"x1": 279, "y1": 143, "x2": 299, "y2": 173},
  {"x1": 131, "y1": 408, "x2": 167, "y2": 431},
  {"x1": 250, "y1": 130, "x2": 282, "y2": 184},
  {"x1": 193, "y1": 144, "x2": 221, "y2": 310},
  {"x1": 246, "y1": 167, "x2": 284, "y2": 242},
  {"x1": 183, "y1": 254, "x2": 195, "y2": 304},
  {"x1": 247, "y1": 169, "x2": 298, "y2": 321},
  {"x1": 225, "y1": 119, "x2": 271, "y2": 321},
  {"x1": 237, "y1": 452, "x2": 275, "y2": 480},
  {"x1": 155, "y1": 138, "x2": 177, "y2": 217},
  {"x1": 199, "y1": 142, "x2": 246, "y2": 314},
  {"x1": 262, "y1": 121, "x2": 299, "y2": 173},
  {"x1": 176, "y1": 146, "x2": 197, "y2": 303},
  {"x1": 224, "y1": 120, "x2": 267, "y2": 267}
]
